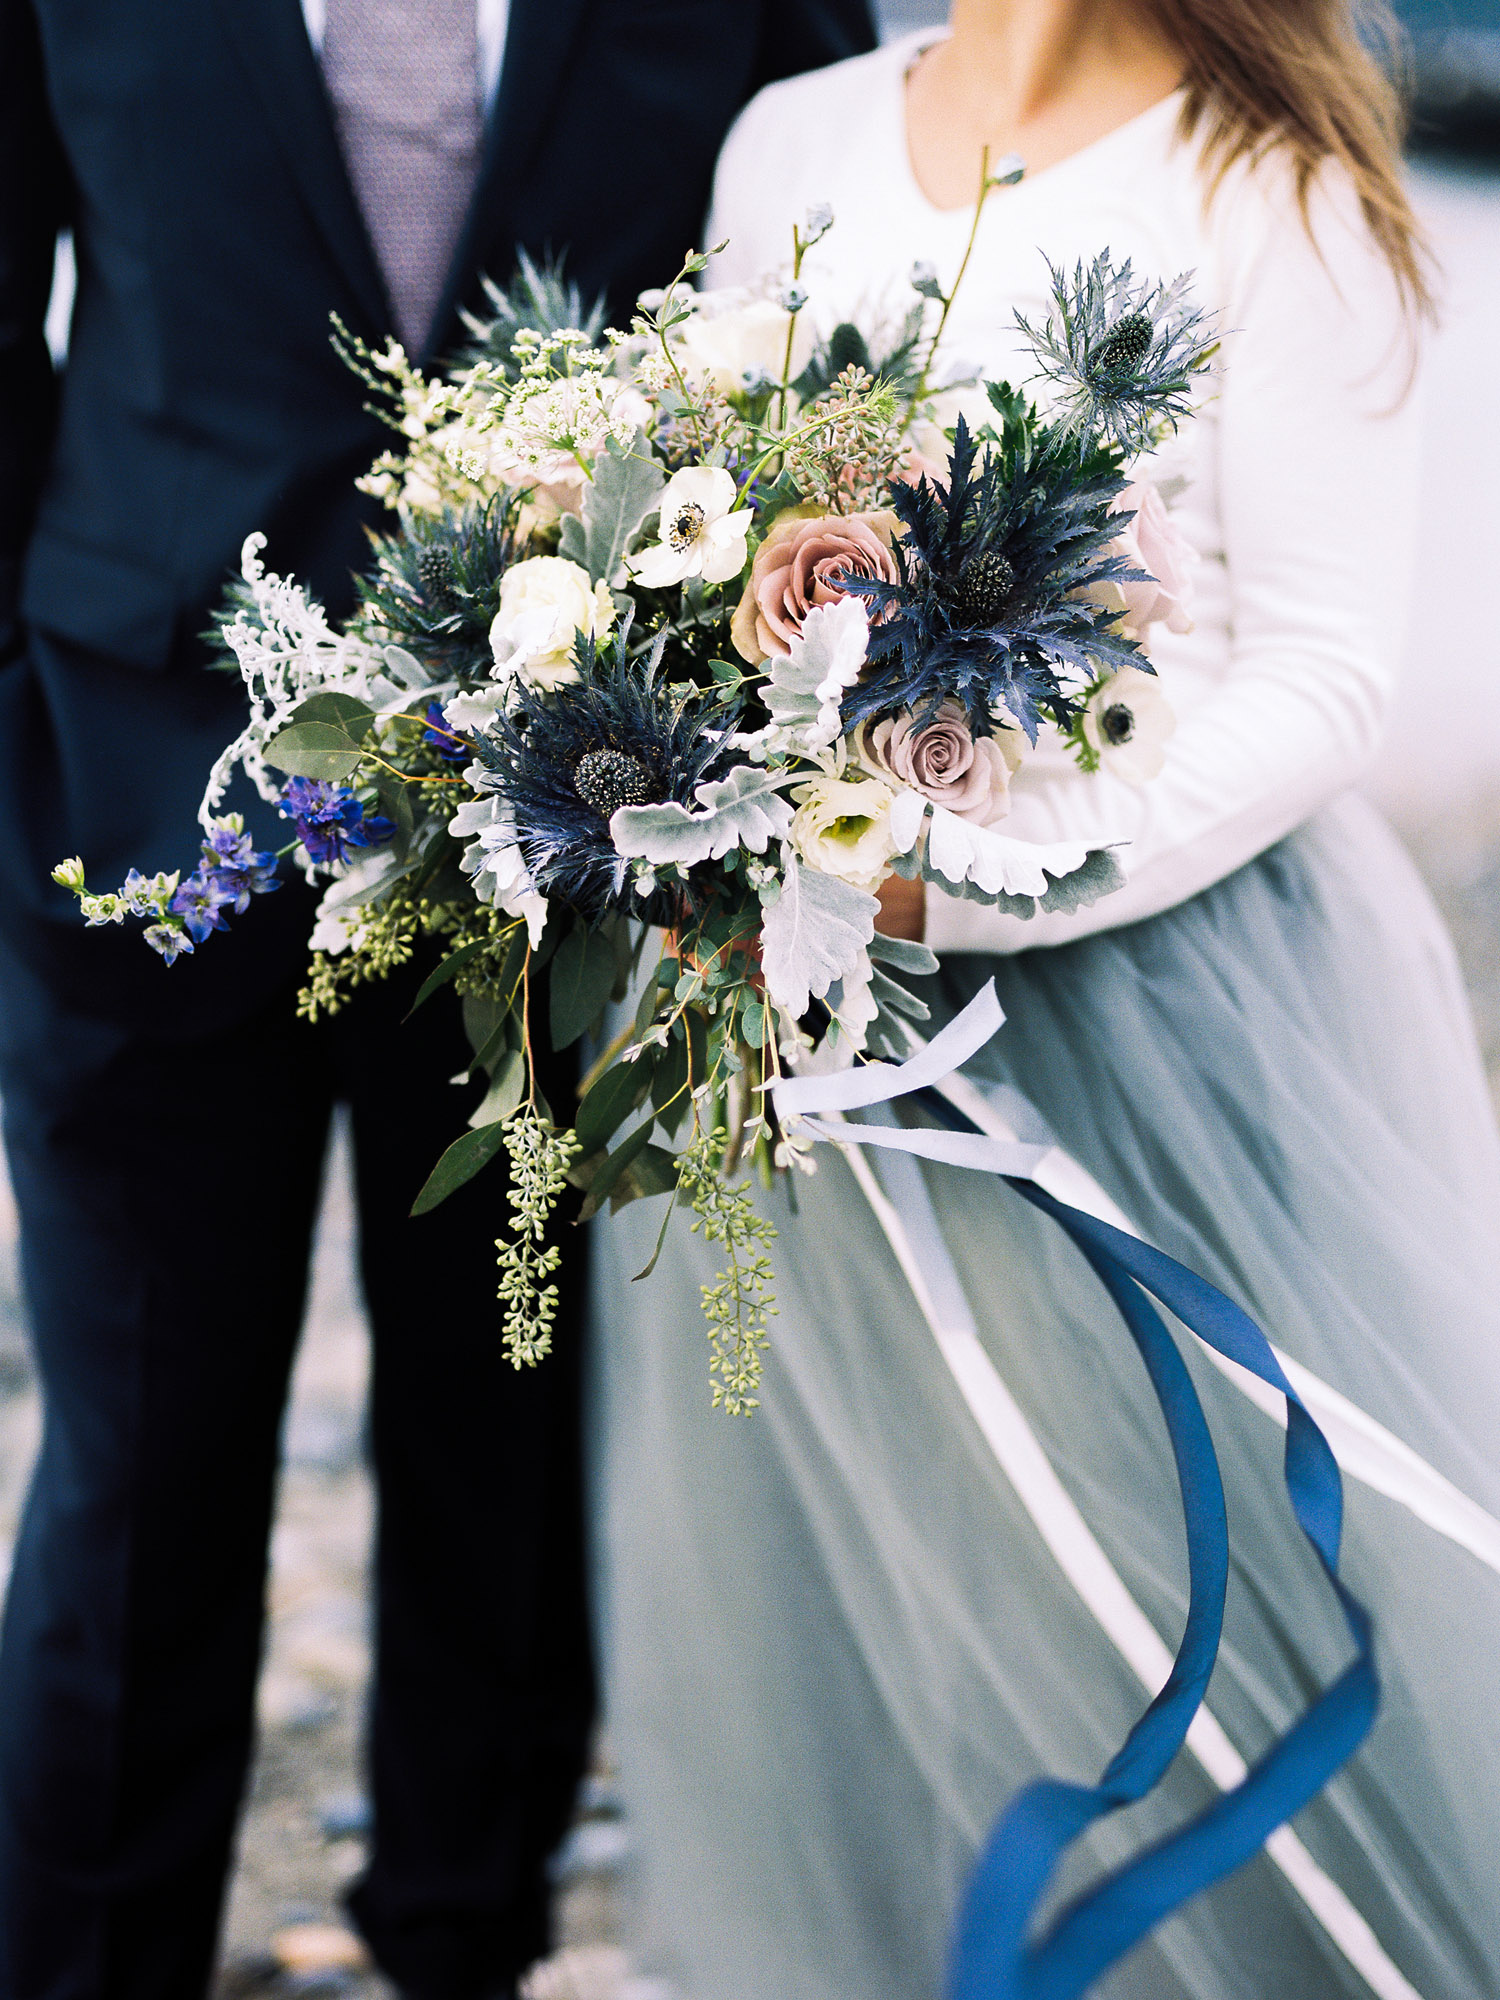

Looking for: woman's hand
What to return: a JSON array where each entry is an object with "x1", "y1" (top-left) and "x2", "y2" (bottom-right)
[{"x1": 875, "y1": 874, "x2": 925, "y2": 942}]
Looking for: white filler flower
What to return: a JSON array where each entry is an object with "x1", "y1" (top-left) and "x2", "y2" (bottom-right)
[
  {"x1": 1081, "y1": 666, "x2": 1176, "y2": 784},
  {"x1": 628, "y1": 466, "x2": 752, "y2": 588}
]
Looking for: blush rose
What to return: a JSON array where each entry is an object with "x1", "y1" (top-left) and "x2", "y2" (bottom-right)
[
  {"x1": 860, "y1": 700, "x2": 1021, "y2": 827},
  {"x1": 731, "y1": 509, "x2": 902, "y2": 664}
]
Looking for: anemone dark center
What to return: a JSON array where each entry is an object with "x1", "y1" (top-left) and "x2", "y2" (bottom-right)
[
  {"x1": 665, "y1": 500, "x2": 706, "y2": 552},
  {"x1": 417, "y1": 544, "x2": 457, "y2": 605},
  {"x1": 951, "y1": 550, "x2": 1015, "y2": 627},
  {"x1": 573, "y1": 747, "x2": 660, "y2": 818},
  {"x1": 1101, "y1": 701, "x2": 1136, "y2": 745},
  {"x1": 1091, "y1": 311, "x2": 1153, "y2": 382}
]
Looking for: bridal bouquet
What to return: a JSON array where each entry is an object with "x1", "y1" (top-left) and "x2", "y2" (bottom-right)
[{"x1": 57, "y1": 185, "x2": 1213, "y2": 1411}]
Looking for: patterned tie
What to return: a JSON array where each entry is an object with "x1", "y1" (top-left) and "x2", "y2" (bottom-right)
[{"x1": 321, "y1": 0, "x2": 484, "y2": 353}]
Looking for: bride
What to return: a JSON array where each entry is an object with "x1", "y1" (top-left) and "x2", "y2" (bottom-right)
[{"x1": 590, "y1": 3, "x2": 1500, "y2": 1995}]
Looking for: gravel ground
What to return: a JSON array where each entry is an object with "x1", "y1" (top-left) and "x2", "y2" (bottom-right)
[{"x1": 0, "y1": 145, "x2": 1493, "y2": 2000}]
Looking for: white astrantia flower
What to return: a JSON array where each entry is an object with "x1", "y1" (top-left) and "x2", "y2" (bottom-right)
[
  {"x1": 1080, "y1": 667, "x2": 1176, "y2": 784},
  {"x1": 489, "y1": 556, "x2": 617, "y2": 691},
  {"x1": 627, "y1": 466, "x2": 752, "y2": 589},
  {"x1": 788, "y1": 775, "x2": 899, "y2": 890}
]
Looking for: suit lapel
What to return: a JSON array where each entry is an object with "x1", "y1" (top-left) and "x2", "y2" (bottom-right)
[
  {"x1": 430, "y1": 0, "x2": 594, "y2": 353},
  {"x1": 213, "y1": 0, "x2": 391, "y2": 336}
]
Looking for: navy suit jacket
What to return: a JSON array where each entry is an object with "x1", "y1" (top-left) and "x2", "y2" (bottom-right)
[{"x1": 0, "y1": 0, "x2": 874, "y2": 1031}]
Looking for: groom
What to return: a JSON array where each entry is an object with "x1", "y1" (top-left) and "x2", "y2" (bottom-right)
[{"x1": 0, "y1": 2, "x2": 874, "y2": 1996}]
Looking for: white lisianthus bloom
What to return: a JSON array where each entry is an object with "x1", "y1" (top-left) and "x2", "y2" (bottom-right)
[
  {"x1": 489, "y1": 556, "x2": 617, "y2": 691},
  {"x1": 674, "y1": 294, "x2": 815, "y2": 398},
  {"x1": 789, "y1": 775, "x2": 899, "y2": 889},
  {"x1": 628, "y1": 466, "x2": 752, "y2": 589},
  {"x1": 1080, "y1": 667, "x2": 1176, "y2": 784}
]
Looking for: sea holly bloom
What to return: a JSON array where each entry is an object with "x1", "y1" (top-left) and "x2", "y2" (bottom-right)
[
  {"x1": 628, "y1": 467, "x2": 752, "y2": 590},
  {"x1": 1080, "y1": 667, "x2": 1176, "y2": 784},
  {"x1": 278, "y1": 777, "x2": 395, "y2": 868}
]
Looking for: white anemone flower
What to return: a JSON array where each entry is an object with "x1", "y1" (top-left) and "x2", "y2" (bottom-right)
[
  {"x1": 1080, "y1": 667, "x2": 1176, "y2": 784},
  {"x1": 628, "y1": 466, "x2": 752, "y2": 589}
]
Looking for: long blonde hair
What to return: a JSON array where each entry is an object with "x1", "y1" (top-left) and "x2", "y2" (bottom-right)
[{"x1": 1141, "y1": 0, "x2": 1435, "y2": 319}]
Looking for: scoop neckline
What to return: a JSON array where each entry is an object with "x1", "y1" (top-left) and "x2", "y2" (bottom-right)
[{"x1": 889, "y1": 29, "x2": 1185, "y2": 221}]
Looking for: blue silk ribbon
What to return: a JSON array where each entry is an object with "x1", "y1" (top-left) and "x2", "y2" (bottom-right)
[{"x1": 773, "y1": 984, "x2": 1379, "y2": 1998}]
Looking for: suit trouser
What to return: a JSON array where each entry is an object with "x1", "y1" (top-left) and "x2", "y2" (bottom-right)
[{"x1": 0, "y1": 933, "x2": 595, "y2": 2000}]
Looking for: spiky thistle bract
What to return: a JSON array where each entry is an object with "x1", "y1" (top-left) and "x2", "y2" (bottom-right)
[
  {"x1": 473, "y1": 622, "x2": 741, "y2": 924},
  {"x1": 356, "y1": 497, "x2": 520, "y2": 677},
  {"x1": 459, "y1": 250, "x2": 606, "y2": 379},
  {"x1": 840, "y1": 413, "x2": 1151, "y2": 744},
  {"x1": 1016, "y1": 252, "x2": 1218, "y2": 456}
]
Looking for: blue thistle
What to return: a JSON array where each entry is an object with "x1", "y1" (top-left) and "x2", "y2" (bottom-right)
[
  {"x1": 841, "y1": 414, "x2": 1151, "y2": 744},
  {"x1": 1016, "y1": 252, "x2": 1218, "y2": 456},
  {"x1": 471, "y1": 623, "x2": 739, "y2": 923}
]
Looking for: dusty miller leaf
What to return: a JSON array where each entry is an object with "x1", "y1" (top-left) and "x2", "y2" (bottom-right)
[
  {"x1": 611, "y1": 764, "x2": 795, "y2": 867},
  {"x1": 559, "y1": 430, "x2": 665, "y2": 586},
  {"x1": 759, "y1": 855, "x2": 877, "y2": 1020}
]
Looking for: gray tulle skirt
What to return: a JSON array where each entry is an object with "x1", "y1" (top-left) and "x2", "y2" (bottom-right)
[{"x1": 589, "y1": 795, "x2": 1500, "y2": 2000}]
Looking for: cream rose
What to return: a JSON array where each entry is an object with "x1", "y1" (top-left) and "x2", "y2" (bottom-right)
[
  {"x1": 1099, "y1": 481, "x2": 1196, "y2": 636},
  {"x1": 860, "y1": 700, "x2": 1021, "y2": 827},
  {"x1": 490, "y1": 557, "x2": 617, "y2": 691},
  {"x1": 732, "y1": 509, "x2": 901, "y2": 664},
  {"x1": 674, "y1": 295, "x2": 816, "y2": 399},
  {"x1": 788, "y1": 776, "x2": 899, "y2": 889}
]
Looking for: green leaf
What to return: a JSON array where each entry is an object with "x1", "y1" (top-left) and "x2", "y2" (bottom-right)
[
  {"x1": 291, "y1": 690, "x2": 373, "y2": 735},
  {"x1": 410, "y1": 1121, "x2": 509, "y2": 1216},
  {"x1": 576, "y1": 1057, "x2": 653, "y2": 1155},
  {"x1": 564, "y1": 429, "x2": 666, "y2": 587},
  {"x1": 406, "y1": 938, "x2": 495, "y2": 1019},
  {"x1": 550, "y1": 921, "x2": 619, "y2": 1051},
  {"x1": 263, "y1": 720, "x2": 364, "y2": 781},
  {"x1": 610, "y1": 1143, "x2": 680, "y2": 1213},
  {"x1": 468, "y1": 1048, "x2": 526, "y2": 1129},
  {"x1": 577, "y1": 1118, "x2": 656, "y2": 1223},
  {"x1": 631, "y1": 1184, "x2": 681, "y2": 1280},
  {"x1": 462, "y1": 992, "x2": 509, "y2": 1064}
]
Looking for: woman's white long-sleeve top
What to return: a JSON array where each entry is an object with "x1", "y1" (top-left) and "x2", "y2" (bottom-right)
[{"x1": 705, "y1": 32, "x2": 1423, "y2": 951}]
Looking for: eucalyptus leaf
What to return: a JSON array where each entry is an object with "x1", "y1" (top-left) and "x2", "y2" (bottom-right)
[
  {"x1": 759, "y1": 856, "x2": 877, "y2": 1020},
  {"x1": 291, "y1": 690, "x2": 373, "y2": 735},
  {"x1": 406, "y1": 938, "x2": 494, "y2": 1019},
  {"x1": 577, "y1": 1118, "x2": 656, "y2": 1223},
  {"x1": 576, "y1": 1057, "x2": 653, "y2": 1155},
  {"x1": 263, "y1": 720, "x2": 364, "y2": 781},
  {"x1": 410, "y1": 1121, "x2": 509, "y2": 1217},
  {"x1": 468, "y1": 1049, "x2": 526, "y2": 1129},
  {"x1": 550, "y1": 922, "x2": 621, "y2": 1051},
  {"x1": 610, "y1": 1143, "x2": 679, "y2": 1213}
]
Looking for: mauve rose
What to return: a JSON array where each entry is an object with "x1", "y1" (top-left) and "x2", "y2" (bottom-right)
[
  {"x1": 1104, "y1": 481, "x2": 1196, "y2": 636},
  {"x1": 731, "y1": 509, "x2": 901, "y2": 664},
  {"x1": 861, "y1": 700, "x2": 1019, "y2": 827}
]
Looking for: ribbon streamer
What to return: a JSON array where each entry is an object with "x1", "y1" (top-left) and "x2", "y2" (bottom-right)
[{"x1": 770, "y1": 983, "x2": 1389, "y2": 2000}]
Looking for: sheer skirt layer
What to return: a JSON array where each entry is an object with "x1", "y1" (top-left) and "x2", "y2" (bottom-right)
[{"x1": 591, "y1": 796, "x2": 1500, "y2": 2000}]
